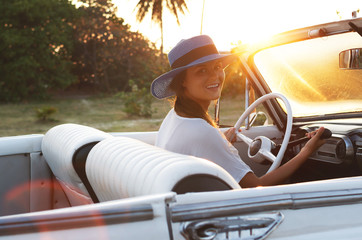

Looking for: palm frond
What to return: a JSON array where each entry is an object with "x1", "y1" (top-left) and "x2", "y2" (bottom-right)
[
  {"x1": 134, "y1": 0, "x2": 152, "y2": 22},
  {"x1": 166, "y1": 0, "x2": 188, "y2": 25},
  {"x1": 151, "y1": 0, "x2": 163, "y2": 24},
  {"x1": 134, "y1": 0, "x2": 189, "y2": 53}
]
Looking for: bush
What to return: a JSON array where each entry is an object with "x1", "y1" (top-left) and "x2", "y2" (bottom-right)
[
  {"x1": 222, "y1": 60, "x2": 245, "y2": 97},
  {"x1": 116, "y1": 80, "x2": 155, "y2": 117},
  {"x1": 35, "y1": 106, "x2": 58, "y2": 121},
  {"x1": 0, "y1": 0, "x2": 77, "y2": 102},
  {"x1": 72, "y1": 0, "x2": 169, "y2": 94}
]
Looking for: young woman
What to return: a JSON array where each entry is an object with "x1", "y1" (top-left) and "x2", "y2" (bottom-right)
[{"x1": 151, "y1": 35, "x2": 326, "y2": 188}]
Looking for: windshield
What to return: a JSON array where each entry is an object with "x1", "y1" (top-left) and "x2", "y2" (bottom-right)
[{"x1": 254, "y1": 32, "x2": 362, "y2": 117}]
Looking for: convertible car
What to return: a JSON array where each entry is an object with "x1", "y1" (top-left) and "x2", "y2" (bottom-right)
[{"x1": 0, "y1": 18, "x2": 361, "y2": 239}]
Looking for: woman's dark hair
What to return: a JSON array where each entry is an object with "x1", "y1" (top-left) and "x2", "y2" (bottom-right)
[{"x1": 169, "y1": 71, "x2": 216, "y2": 127}]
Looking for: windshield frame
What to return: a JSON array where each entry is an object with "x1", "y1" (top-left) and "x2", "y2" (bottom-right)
[{"x1": 238, "y1": 17, "x2": 362, "y2": 126}]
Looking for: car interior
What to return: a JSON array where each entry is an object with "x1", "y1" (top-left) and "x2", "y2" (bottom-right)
[{"x1": 0, "y1": 18, "x2": 361, "y2": 223}]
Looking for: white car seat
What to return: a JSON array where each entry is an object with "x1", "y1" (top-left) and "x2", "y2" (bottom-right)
[
  {"x1": 41, "y1": 124, "x2": 112, "y2": 205},
  {"x1": 86, "y1": 137, "x2": 241, "y2": 202}
]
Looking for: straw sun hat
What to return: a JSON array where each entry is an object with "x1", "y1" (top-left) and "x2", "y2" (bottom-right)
[{"x1": 151, "y1": 35, "x2": 237, "y2": 99}]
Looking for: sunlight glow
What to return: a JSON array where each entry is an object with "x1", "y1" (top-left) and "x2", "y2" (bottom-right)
[
  {"x1": 280, "y1": 60, "x2": 327, "y2": 101},
  {"x1": 254, "y1": 31, "x2": 362, "y2": 117},
  {"x1": 113, "y1": 0, "x2": 361, "y2": 51}
]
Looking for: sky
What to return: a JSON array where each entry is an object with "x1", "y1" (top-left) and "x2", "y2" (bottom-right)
[{"x1": 114, "y1": 0, "x2": 361, "y2": 52}]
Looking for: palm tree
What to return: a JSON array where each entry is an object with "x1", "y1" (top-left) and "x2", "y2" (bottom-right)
[{"x1": 134, "y1": 0, "x2": 188, "y2": 54}]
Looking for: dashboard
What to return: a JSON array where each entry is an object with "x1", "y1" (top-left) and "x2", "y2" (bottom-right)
[{"x1": 290, "y1": 120, "x2": 362, "y2": 183}]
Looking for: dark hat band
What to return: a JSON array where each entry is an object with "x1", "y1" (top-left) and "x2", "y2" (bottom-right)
[{"x1": 171, "y1": 44, "x2": 219, "y2": 69}]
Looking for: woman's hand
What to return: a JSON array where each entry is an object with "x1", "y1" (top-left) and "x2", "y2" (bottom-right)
[
  {"x1": 223, "y1": 127, "x2": 241, "y2": 143},
  {"x1": 302, "y1": 127, "x2": 326, "y2": 155}
]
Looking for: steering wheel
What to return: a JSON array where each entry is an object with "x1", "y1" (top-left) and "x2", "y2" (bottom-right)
[{"x1": 234, "y1": 93, "x2": 293, "y2": 174}]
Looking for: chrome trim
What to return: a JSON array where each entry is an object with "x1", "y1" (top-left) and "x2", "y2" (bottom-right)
[
  {"x1": 309, "y1": 134, "x2": 354, "y2": 164},
  {"x1": 181, "y1": 212, "x2": 283, "y2": 240},
  {"x1": 357, "y1": 147, "x2": 362, "y2": 158},
  {"x1": 247, "y1": 18, "x2": 360, "y2": 54},
  {"x1": 0, "y1": 204, "x2": 153, "y2": 236},
  {"x1": 337, "y1": 134, "x2": 355, "y2": 159},
  {"x1": 171, "y1": 188, "x2": 362, "y2": 222},
  {"x1": 214, "y1": 99, "x2": 220, "y2": 126},
  {"x1": 245, "y1": 78, "x2": 250, "y2": 130}
]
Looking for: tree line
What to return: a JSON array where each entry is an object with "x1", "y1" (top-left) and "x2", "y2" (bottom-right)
[
  {"x1": 0, "y1": 0, "x2": 169, "y2": 102},
  {"x1": 0, "y1": 0, "x2": 245, "y2": 104}
]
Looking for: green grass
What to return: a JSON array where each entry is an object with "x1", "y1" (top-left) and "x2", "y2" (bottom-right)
[
  {"x1": 0, "y1": 94, "x2": 273, "y2": 137},
  {"x1": 218, "y1": 94, "x2": 246, "y2": 126},
  {"x1": 0, "y1": 95, "x2": 168, "y2": 137},
  {"x1": 0, "y1": 95, "x2": 241, "y2": 137}
]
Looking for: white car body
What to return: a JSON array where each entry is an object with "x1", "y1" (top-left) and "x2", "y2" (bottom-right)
[{"x1": 0, "y1": 18, "x2": 361, "y2": 239}]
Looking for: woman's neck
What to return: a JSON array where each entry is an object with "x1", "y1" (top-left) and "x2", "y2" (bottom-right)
[
  {"x1": 175, "y1": 102, "x2": 210, "y2": 118},
  {"x1": 173, "y1": 96, "x2": 209, "y2": 118},
  {"x1": 173, "y1": 96, "x2": 216, "y2": 127}
]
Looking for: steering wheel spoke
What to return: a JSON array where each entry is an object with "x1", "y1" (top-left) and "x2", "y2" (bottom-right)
[
  {"x1": 236, "y1": 132, "x2": 253, "y2": 145},
  {"x1": 260, "y1": 149, "x2": 276, "y2": 163}
]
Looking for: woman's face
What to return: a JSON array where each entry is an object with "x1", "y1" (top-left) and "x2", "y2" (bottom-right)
[{"x1": 183, "y1": 59, "x2": 225, "y2": 110}]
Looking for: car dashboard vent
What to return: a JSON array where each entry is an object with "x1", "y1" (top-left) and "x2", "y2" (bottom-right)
[
  {"x1": 356, "y1": 141, "x2": 362, "y2": 166},
  {"x1": 309, "y1": 134, "x2": 354, "y2": 165}
]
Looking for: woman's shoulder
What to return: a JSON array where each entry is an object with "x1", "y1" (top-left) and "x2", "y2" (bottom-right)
[
  {"x1": 166, "y1": 109, "x2": 210, "y2": 127},
  {"x1": 160, "y1": 108, "x2": 221, "y2": 140},
  {"x1": 176, "y1": 113, "x2": 215, "y2": 133},
  {"x1": 180, "y1": 119, "x2": 225, "y2": 145}
]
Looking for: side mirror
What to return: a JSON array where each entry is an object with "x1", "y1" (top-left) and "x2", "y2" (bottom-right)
[{"x1": 339, "y1": 48, "x2": 362, "y2": 69}]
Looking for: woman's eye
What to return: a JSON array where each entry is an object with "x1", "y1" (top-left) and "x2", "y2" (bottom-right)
[
  {"x1": 198, "y1": 68, "x2": 207, "y2": 74},
  {"x1": 215, "y1": 63, "x2": 222, "y2": 70}
]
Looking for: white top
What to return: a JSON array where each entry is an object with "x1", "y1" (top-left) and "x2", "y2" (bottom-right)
[{"x1": 156, "y1": 109, "x2": 252, "y2": 183}]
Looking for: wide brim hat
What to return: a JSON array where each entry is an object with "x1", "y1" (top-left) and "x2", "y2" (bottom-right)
[{"x1": 151, "y1": 35, "x2": 237, "y2": 99}]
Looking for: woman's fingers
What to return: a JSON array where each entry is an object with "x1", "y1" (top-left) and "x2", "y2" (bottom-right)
[
  {"x1": 305, "y1": 127, "x2": 325, "y2": 139},
  {"x1": 303, "y1": 127, "x2": 326, "y2": 153},
  {"x1": 224, "y1": 127, "x2": 236, "y2": 143},
  {"x1": 224, "y1": 127, "x2": 242, "y2": 143}
]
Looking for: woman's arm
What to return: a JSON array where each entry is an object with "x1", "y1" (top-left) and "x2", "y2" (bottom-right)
[{"x1": 239, "y1": 127, "x2": 326, "y2": 188}]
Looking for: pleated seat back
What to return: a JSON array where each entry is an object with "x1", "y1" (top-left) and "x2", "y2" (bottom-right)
[
  {"x1": 86, "y1": 137, "x2": 240, "y2": 202},
  {"x1": 42, "y1": 124, "x2": 112, "y2": 205}
]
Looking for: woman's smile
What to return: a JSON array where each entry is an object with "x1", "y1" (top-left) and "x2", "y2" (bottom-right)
[
  {"x1": 206, "y1": 83, "x2": 220, "y2": 89},
  {"x1": 183, "y1": 60, "x2": 225, "y2": 110}
]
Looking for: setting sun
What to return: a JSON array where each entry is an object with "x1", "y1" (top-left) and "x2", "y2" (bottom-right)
[{"x1": 115, "y1": 0, "x2": 360, "y2": 52}]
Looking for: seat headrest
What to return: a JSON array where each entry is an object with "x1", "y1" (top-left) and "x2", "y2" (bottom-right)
[
  {"x1": 86, "y1": 137, "x2": 240, "y2": 202},
  {"x1": 42, "y1": 124, "x2": 112, "y2": 205}
]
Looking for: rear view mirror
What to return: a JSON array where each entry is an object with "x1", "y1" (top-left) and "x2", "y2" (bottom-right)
[{"x1": 339, "y1": 48, "x2": 362, "y2": 69}]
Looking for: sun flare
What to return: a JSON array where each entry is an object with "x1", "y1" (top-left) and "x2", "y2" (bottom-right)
[{"x1": 114, "y1": 0, "x2": 361, "y2": 51}]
